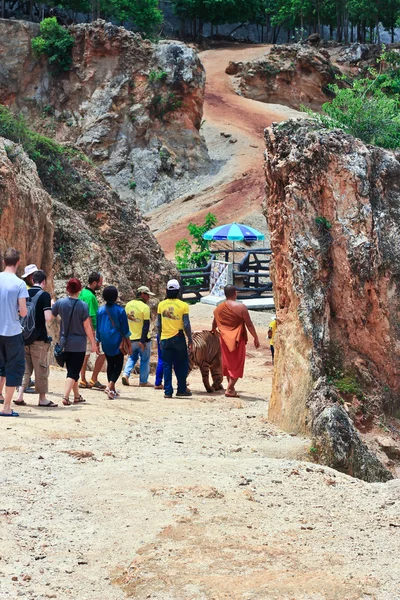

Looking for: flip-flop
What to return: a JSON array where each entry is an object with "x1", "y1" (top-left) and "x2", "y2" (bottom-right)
[
  {"x1": 0, "y1": 410, "x2": 19, "y2": 417},
  {"x1": 38, "y1": 401, "x2": 58, "y2": 408},
  {"x1": 78, "y1": 381, "x2": 89, "y2": 389},
  {"x1": 14, "y1": 400, "x2": 27, "y2": 406},
  {"x1": 225, "y1": 392, "x2": 240, "y2": 398}
]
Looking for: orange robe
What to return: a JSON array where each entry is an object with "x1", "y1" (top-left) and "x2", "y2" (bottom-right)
[{"x1": 214, "y1": 301, "x2": 247, "y2": 379}]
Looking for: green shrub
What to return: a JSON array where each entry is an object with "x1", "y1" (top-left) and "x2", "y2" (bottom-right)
[
  {"x1": 0, "y1": 104, "x2": 93, "y2": 209},
  {"x1": 175, "y1": 212, "x2": 217, "y2": 272},
  {"x1": 31, "y1": 18, "x2": 74, "y2": 73},
  {"x1": 128, "y1": 180, "x2": 137, "y2": 189}
]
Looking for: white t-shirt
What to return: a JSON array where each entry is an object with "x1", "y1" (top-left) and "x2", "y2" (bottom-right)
[{"x1": 0, "y1": 271, "x2": 29, "y2": 337}]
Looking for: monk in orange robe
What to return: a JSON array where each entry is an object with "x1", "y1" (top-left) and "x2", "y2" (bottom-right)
[{"x1": 212, "y1": 285, "x2": 260, "y2": 398}]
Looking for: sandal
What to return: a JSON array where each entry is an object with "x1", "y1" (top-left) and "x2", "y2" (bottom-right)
[
  {"x1": 38, "y1": 400, "x2": 58, "y2": 408},
  {"x1": 14, "y1": 399, "x2": 27, "y2": 406},
  {"x1": 78, "y1": 380, "x2": 89, "y2": 389},
  {"x1": 0, "y1": 394, "x2": 4, "y2": 405},
  {"x1": 87, "y1": 380, "x2": 106, "y2": 390},
  {"x1": 107, "y1": 390, "x2": 116, "y2": 399},
  {"x1": 62, "y1": 397, "x2": 72, "y2": 406},
  {"x1": 74, "y1": 395, "x2": 86, "y2": 404}
]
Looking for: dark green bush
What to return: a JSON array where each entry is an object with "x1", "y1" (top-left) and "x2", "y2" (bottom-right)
[{"x1": 31, "y1": 17, "x2": 74, "y2": 73}]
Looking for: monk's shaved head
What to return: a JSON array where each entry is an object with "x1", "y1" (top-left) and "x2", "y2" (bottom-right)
[{"x1": 224, "y1": 285, "x2": 237, "y2": 299}]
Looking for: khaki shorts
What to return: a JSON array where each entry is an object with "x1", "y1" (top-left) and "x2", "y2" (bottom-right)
[{"x1": 85, "y1": 338, "x2": 104, "y2": 356}]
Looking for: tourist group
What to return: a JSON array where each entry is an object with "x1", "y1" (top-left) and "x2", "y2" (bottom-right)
[{"x1": 0, "y1": 247, "x2": 277, "y2": 417}]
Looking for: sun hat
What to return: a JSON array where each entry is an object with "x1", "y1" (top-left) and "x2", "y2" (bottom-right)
[
  {"x1": 21, "y1": 264, "x2": 38, "y2": 279},
  {"x1": 137, "y1": 285, "x2": 155, "y2": 296},
  {"x1": 167, "y1": 279, "x2": 180, "y2": 290}
]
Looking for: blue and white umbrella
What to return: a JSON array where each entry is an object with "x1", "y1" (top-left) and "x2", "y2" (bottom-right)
[{"x1": 203, "y1": 222, "x2": 265, "y2": 242}]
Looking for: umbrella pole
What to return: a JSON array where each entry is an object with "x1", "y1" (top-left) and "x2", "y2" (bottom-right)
[{"x1": 233, "y1": 241, "x2": 235, "y2": 273}]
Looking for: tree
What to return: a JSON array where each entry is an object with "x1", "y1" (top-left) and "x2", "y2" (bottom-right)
[
  {"x1": 105, "y1": 0, "x2": 162, "y2": 37},
  {"x1": 175, "y1": 213, "x2": 218, "y2": 270}
]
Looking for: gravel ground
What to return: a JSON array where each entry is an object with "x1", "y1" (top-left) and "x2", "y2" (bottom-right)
[{"x1": 1, "y1": 305, "x2": 400, "y2": 600}]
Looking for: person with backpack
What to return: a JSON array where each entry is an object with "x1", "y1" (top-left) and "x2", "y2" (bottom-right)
[
  {"x1": 15, "y1": 270, "x2": 57, "y2": 408},
  {"x1": 96, "y1": 286, "x2": 131, "y2": 399}
]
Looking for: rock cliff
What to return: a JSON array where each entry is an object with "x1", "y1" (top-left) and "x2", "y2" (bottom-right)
[
  {"x1": 264, "y1": 119, "x2": 400, "y2": 482},
  {"x1": 0, "y1": 134, "x2": 172, "y2": 299},
  {"x1": 227, "y1": 44, "x2": 342, "y2": 110},
  {"x1": 0, "y1": 19, "x2": 209, "y2": 213}
]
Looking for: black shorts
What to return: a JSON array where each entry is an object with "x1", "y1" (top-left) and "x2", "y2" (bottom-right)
[
  {"x1": 64, "y1": 351, "x2": 86, "y2": 381},
  {"x1": 0, "y1": 334, "x2": 25, "y2": 387},
  {"x1": 270, "y1": 345, "x2": 275, "y2": 359}
]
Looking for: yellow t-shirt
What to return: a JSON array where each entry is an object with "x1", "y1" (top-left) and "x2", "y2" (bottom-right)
[
  {"x1": 125, "y1": 299, "x2": 151, "y2": 341},
  {"x1": 268, "y1": 319, "x2": 277, "y2": 346},
  {"x1": 158, "y1": 298, "x2": 189, "y2": 340}
]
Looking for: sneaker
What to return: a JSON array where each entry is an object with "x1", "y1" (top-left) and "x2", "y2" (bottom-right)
[
  {"x1": 139, "y1": 382, "x2": 153, "y2": 388},
  {"x1": 176, "y1": 390, "x2": 192, "y2": 398},
  {"x1": 121, "y1": 375, "x2": 129, "y2": 386}
]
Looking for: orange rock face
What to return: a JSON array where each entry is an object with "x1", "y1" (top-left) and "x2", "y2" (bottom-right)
[
  {"x1": 0, "y1": 137, "x2": 53, "y2": 279},
  {"x1": 229, "y1": 44, "x2": 342, "y2": 111},
  {"x1": 264, "y1": 120, "x2": 398, "y2": 481}
]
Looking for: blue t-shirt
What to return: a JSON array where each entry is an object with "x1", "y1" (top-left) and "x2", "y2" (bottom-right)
[
  {"x1": 96, "y1": 304, "x2": 130, "y2": 356},
  {"x1": 0, "y1": 271, "x2": 29, "y2": 337}
]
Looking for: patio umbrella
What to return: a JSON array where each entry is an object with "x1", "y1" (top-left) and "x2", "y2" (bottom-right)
[
  {"x1": 203, "y1": 222, "x2": 265, "y2": 242},
  {"x1": 203, "y1": 222, "x2": 265, "y2": 264}
]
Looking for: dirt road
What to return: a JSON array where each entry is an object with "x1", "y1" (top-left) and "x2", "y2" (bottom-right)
[
  {"x1": 2, "y1": 304, "x2": 400, "y2": 599},
  {"x1": 151, "y1": 46, "x2": 299, "y2": 258}
]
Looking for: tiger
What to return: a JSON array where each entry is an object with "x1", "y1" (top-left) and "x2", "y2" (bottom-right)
[{"x1": 188, "y1": 330, "x2": 224, "y2": 393}]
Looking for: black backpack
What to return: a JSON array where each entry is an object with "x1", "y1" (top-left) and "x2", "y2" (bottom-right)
[{"x1": 21, "y1": 290, "x2": 44, "y2": 344}]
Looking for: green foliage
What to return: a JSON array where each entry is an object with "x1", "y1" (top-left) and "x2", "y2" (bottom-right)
[
  {"x1": 149, "y1": 69, "x2": 168, "y2": 83},
  {"x1": 309, "y1": 445, "x2": 318, "y2": 454},
  {"x1": 175, "y1": 212, "x2": 218, "y2": 270},
  {"x1": 128, "y1": 180, "x2": 137, "y2": 189},
  {"x1": 315, "y1": 216, "x2": 332, "y2": 230},
  {"x1": 333, "y1": 374, "x2": 364, "y2": 400},
  {"x1": 103, "y1": 0, "x2": 162, "y2": 38},
  {"x1": 31, "y1": 18, "x2": 74, "y2": 73},
  {"x1": 150, "y1": 92, "x2": 182, "y2": 121},
  {"x1": 0, "y1": 104, "x2": 94, "y2": 209},
  {"x1": 304, "y1": 56, "x2": 400, "y2": 150}
]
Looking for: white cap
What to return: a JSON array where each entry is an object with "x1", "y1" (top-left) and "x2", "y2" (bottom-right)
[
  {"x1": 21, "y1": 264, "x2": 38, "y2": 278},
  {"x1": 167, "y1": 278, "x2": 180, "y2": 290}
]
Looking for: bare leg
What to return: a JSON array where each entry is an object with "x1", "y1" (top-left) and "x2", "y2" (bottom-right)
[
  {"x1": 91, "y1": 354, "x2": 105, "y2": 383},
  {"x1": 225, "y1": 377, "x2": 239, "y2": 397},
  {"x1": 0, "y1": 376, "x2": 5, "y2": 398},
  {"x1": 1, "y1": 386, "x2": 16, "y2": 414},
  {"x1": 63, "y1": 377, "x2": 76, "y2": 403},
  {"x1": 80, "y1": 355, "x2": 90, "y2": 383},
  {"x1": 16, "y1": 385, "x2": 25, "y2": 403}
]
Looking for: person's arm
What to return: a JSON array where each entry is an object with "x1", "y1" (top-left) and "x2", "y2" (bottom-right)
[
  {"x1": 18, "y1": 298, "x2": 27, "y2": 318},
  {"x1": 183, "y1": 314, "x2": 193, "y2": 350},
  {"x1": 120, "y1": 309, "x2": 131, "y2": 338},
  {"x1": 242, "y1": 306, "x2": 260, "y2": 349},
  {"x1": 157, "y1": 313, "x2": 162, "y2": 338},
  {"x1": 211, "y1": 316, "x2": 218, "y2": 333},
  {"x1": 83, "y1": 317, "x2": 99, "y2": 354},
  {"x1": 139, "y1": 304, "x2": 150, "y2": 349},
  {"x1": 43, "y1": 292, "x2": 53, "y2": 322}
]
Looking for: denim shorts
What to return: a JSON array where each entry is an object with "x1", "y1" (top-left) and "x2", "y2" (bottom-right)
[{"x1": 0, "y1": 334, "x2": 25, "y2": 387}]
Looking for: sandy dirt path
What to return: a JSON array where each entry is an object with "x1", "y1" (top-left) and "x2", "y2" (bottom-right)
[
  {"x1": 150, "y1": 46, "x2": 299, "y2": 258},
  {"x1": 2, "y1": 304, "x2": 400, "y2": 599}
]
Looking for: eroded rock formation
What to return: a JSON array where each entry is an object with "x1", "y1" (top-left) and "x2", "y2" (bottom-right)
[
  {"x1": 227, "y1": 44, "x2": 342, "y2": 110},
  {"x1": 0, "y1": 19, "x2": 209, "y2": 213},
  {"x1": 264, "y1": 119, "x2": 400, "y2": 482},
  {"x1": 0, "y1": 136, "x2": 172, "y2": 298}
]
